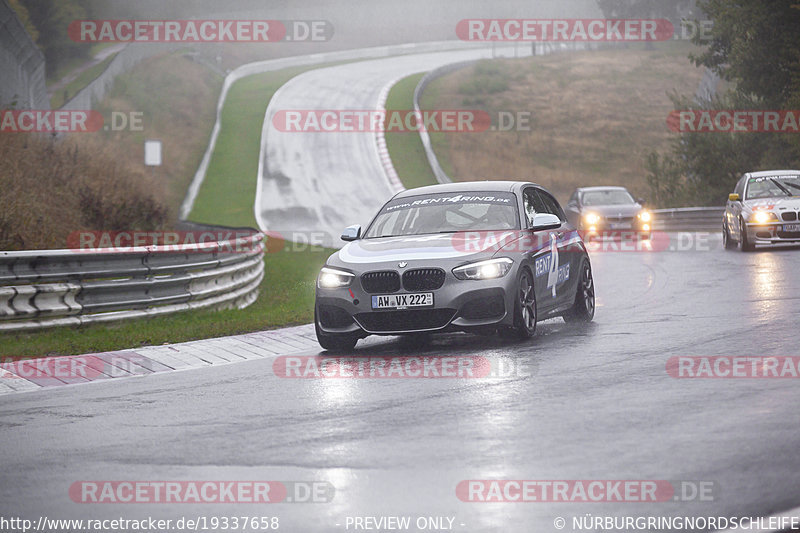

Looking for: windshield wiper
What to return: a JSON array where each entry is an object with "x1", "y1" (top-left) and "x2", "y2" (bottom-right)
[
  {"x1": 770, "y1": 179, "x2": 793, "y2": 196},
  {"x1": 781, "y1": 180, "x2": 800, "y2": 193}
]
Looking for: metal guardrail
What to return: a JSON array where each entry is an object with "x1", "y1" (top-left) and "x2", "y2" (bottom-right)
[
  {"x1": 651, "y1": 207, "x2": 724, "y2": 231},
  {"x1": 0, "y1": 230, "x2": 264, "y2": 332}
]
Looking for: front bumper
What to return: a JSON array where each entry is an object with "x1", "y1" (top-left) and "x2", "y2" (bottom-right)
[
  {"x1": 581, "y1": 218, "x2": 650, "y2": 238},
  {"x1": 745, "y1": 222, "x2": 800, "y2": 245},
  {"x1": 315, "y1": 274, "x2": 516, "y2": 336}
]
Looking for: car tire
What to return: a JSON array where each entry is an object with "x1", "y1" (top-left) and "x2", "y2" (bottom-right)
[
  {"x1": 739, "y1": 217, "x2": 755, "y2": 252},
  {"x1": 563, "y1": 259, "x2": 595, "y2": 323},
  {"x1": 722, "y1": 222, "x2": 736, "y2": 250},
  {"x1": 314, "y1": 312, "x2": 359, "y2": 352},
  {"x1": 506, "y1": 268, "x2": 537, "y2": 339}
]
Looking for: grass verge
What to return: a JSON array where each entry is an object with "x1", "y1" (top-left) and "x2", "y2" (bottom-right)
[
  {"x1": 0, "y1": 247, "x2": 329, "y2": 358},
  {"x1": 383, "y1": 73, "x2": 438, "y2": 189},
  {"x1": 49, "y1": 53, "x2": 118, "y2": 109},
  {"x1": 420, "y1": 42, "x2": 705, "y2": 203}
]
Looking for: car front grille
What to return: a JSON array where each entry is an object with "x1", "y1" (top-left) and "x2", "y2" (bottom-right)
[
  {"x1": 603, "y1": 215, "x2": 635, "y2": 223},
  {"x1": 781, "y1": 212, "x2": 798, "y2": 221},
  {"x1": 402, "y1": 268, "x2": 446, "y2": 292},
  {"x1": 777, "y1": 231, "x2": 800, "y2": 239},
  {"x1": 354, "y1": 309, "x2": 456, "y2": 333},
  {"x1": 360, "y1": 271, "x2": 400, "y2": 294}
]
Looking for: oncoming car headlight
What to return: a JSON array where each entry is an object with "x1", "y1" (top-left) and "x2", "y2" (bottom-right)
[
  {"x1": 453, "y1": 258, "x2": 514, "y2": 281},
  {"x1": 638, "y1": 210, "x2": 652, "y2": 223},
  {"x1": 584, "y1": 213, "x2": 600, "y2": 225},
  {"x1": 751, "y1": 211, "x2": 778, "y2": 224},
  {"x1": 317, "y1": 267, "x2": 355, "y2": 289}
]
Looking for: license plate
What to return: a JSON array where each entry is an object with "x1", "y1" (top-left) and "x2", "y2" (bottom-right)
[
  {"x1": 610, "y1": 222, "x2": 632, "y2": 229},
  {"x1": 783, "y1": 224, "x2": 800, "y2": 232},
  {"x1": 372, "y1": 293, "x2": 433, "y2": 310}
]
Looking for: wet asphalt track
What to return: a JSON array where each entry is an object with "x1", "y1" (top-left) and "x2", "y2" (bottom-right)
[{"x1": 2, "y1": 236, "x2": 800, "y2": 532}]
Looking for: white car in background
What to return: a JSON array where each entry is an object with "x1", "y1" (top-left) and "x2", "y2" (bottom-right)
[{"x1": 723, "y1": 170, "x2": 800, "y2": 251}]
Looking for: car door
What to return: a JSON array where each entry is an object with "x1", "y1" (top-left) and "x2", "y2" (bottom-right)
[
  {"x1": 727, "y1": 174, "x2": 747, "y2": 235},
  {"x1": 535, "y1": 188, "x2": 579, "y2": 309},
  {"x1": 522, "y1": 187, "x2": 558, "y2": 312}
]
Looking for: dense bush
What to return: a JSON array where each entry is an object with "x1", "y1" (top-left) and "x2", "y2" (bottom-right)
[{"x1": 0, "y1": 133, "x2": 168, "y2": 250}]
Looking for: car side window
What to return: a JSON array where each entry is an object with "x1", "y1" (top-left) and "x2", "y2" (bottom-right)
[
  {"x1": 523, "y1": 188, "x2": 547, "y2": 227},
  {"x1": 734, "y1": 176, "x2": 746, "y2": 196},
  {"x1": 536, "y1": 189, "x2": 567, "y2": 222},
  {"x1": 568, "y1": 191, "x2": 579, "y2": 206}
]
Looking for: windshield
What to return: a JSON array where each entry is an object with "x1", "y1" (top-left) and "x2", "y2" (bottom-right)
[
  {"x1": 581, "y1": 190, "x2": 636, "y2": 206},
  {"x1": 745, "y1": 175, "x2": 800, "y2": 200},
  {"x1": 364, "y1": 192, "x2": 519, "y2": 238}
]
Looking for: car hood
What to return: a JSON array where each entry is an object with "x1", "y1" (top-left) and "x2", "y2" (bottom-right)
[
  {"x1": 333, "y1": 231, "x2": 521, "y2": 265},
  {"x1": 582, "y1": 204, "x2": 642, "y2": 217},
  {"x1": 743, "y1": 197, "x2": 800, "y2": 212}
]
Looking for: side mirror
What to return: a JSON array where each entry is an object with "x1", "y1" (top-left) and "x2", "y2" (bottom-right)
[
  {"x1": 637, "y1": 198, "x2": 646, "y2": 205},
  {"x1": 341, "y1": 224, "x2": 362, "y2": 242},
  {"x1": 728, "y1": 193, "x2": 740, "y2": 202},
  {"x1": 531, "y1": 213, "x2": 562, "y2": 231}
]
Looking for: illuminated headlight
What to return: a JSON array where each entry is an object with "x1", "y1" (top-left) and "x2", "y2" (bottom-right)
[
  {"x1": 317, "y1": 267, "x2": 355, "y2": 288},
  {"x1": 751, "y1": 211, "x2": 778, "y2": 224},
  {"x1": 584, "y1": 213, "x2": 600, "y2": 225},
  {"x1": 638, "y1": 210, "x2": 652, "y2": 222},
  {"x1": 453, "y1": 258, "x2": 514, "y2": 281}
]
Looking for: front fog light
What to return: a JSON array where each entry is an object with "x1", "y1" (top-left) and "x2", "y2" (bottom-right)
[
  {"x1": 453, "y1": 258, "x2": 513, "y2": 280},
  {"x1": 318, "y1": 267, "x2": 354, "y2": 288}
]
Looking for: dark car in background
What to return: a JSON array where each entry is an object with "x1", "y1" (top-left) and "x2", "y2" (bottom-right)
[
  {"x1": 723, "y1": 170, "x2": 800, "y2": 251},
  {"x1": 314, "y1": 181, "x2": 595, "y2": 350},
  {"x1": 565, "y1": 186, "x2": 652, "y2": 239}
]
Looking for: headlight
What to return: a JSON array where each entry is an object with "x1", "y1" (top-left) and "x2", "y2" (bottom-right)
[
  {"x1": 453, "y1": 258, "x2": 514, "y2": 281},
  {"x1": 638, "y1": 210, "x2": 652, "y2": 222},
  {"x1": 317, "y1": 267, "x2": 355, "y2": 288},
  {"x1": 751, "y1": 211, "x2": 778, "y2": 224},
  {"x1": 584, "y1": 213, "x2": 600, "y2": 225}
]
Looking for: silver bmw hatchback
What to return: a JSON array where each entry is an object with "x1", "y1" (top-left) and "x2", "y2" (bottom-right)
[{"x1": 314, "y1": 181, "x2": 595, "y2": 350}]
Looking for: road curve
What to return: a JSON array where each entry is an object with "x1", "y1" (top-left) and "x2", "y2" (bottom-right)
[{"x1": 256, "y1": 47, "x2": 530, "y2": 246}]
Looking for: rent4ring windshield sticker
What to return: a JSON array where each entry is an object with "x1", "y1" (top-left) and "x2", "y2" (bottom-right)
[{"x1": 384, "y1": 193, "x2": 515, "y2": 213}]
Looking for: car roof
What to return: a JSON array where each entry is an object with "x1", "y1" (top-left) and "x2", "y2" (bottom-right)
[
  {"x1": 746, "y1": 170, "x2": 800, "y2": 178},
  {"x1": 575, "y1": 186, "x2": 630, "y2": 193},
  {"x1": 392, "y1": 180, "x2": 540, "y2": 199}
]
